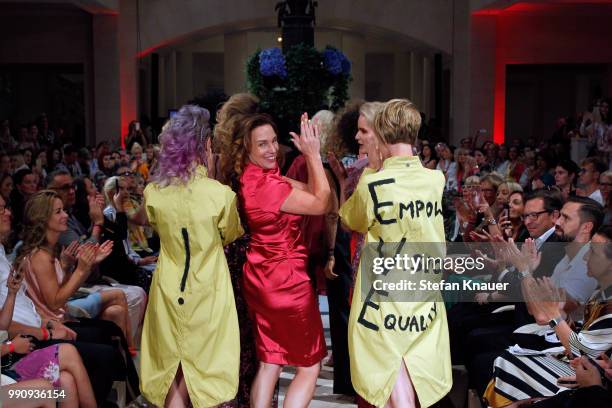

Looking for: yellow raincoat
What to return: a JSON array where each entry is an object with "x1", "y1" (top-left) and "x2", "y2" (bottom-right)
[
  {"x1": 140, "y1": 166, "x2": 244, "y2": 407},
  {"x1": 339, "y1": 156, "x2": 452, "y2": 407}
]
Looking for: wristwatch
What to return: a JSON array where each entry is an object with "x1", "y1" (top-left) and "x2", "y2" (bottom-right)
[
  {"x1": 548, "y1": 316, "x2": 563, "y2": 329},
  {"x1": 519, "y1": 269, "x2": 532, "y2": 279}
]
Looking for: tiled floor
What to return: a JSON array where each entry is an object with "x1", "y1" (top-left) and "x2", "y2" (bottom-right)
[
  {"x1": 277, "y1": 296, "x2": 357, "y2": 407},
  {"x1": 132, "y1": 296, "x2": 356, "y2": 407}
]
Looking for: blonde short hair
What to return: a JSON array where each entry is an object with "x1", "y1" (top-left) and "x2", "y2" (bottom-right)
[
  {"x1": 312, "y1": 110, "x2": 335, "y2": 155},
  {"x1": 359, "y1": 102, "x2": 384, "y2": 127},
  {"x1": 499, "y1": 181, "x2": 523, "y2": 195},
  {"x1": 373, "y1": 99, "x2": 421, "y2": 145},
  {"x1": 464, "y1": 175, "x2": 481, "y2": 187}
]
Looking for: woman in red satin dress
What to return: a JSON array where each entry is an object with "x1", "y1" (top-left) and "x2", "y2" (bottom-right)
[{"x1": 216, "y1": 96, "x2": 330, "y2": 407}]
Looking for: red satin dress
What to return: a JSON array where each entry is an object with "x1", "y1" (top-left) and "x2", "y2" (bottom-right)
[{"x1": 239, "y1": 162, "x2": 327, "y2": 366}]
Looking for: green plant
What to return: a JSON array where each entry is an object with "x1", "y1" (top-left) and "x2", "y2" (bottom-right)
[{"x1": 246, "y1": 44, "x2": 351, "y2": 142}]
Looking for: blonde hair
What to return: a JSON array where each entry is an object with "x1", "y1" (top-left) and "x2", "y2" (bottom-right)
[
  {"x1": 454, "y1": 147, "x2": 469, "y2": 161},
  {"x1": 312, "y1": 110, "x2": 335, "y2": 155},
  {"x1": 103, "y1": 176, "x2": 120, "y2": 205},
  {"x1": 16, "y1": 190, "x2": 61, "y2": 266},
  {"x1": 481, "y1": 172, "x2": 504, "y2": 190},
  {"x1": 131, "y1": 142, "x2": 143, "y2": 156},
  {"x1": 359, "y1": 102, "x2": 384, "y2": 127},
  {"x1": 464, "y1": 175, "x2": 481, "y2": 187},
  {"x1": 499, "y1": 181, "x2": 523, "y2": 195},
  {"x1": 373, "y1": 99, "x2": 421, "y2": 145}
]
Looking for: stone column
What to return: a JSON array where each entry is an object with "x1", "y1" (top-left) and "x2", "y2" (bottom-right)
[
  {"x1": 342, "y1": 33, "x2": 366, "y2": 101},
  {"x1": 224, "y1": 32, "x2": 249, "y2": 96},
  {"x1": 451, "y1": 0, "x2": 472, "y2": 145},
  {"x1": 176, "y1": 51, "x2": 194, "y2": 106},
  {"x1": 92, "y1": 14, "x2": 121, "y2": 146},
  {"x1": 410, "y1": 52, "x2": 424, "y2": 109},
  {"x1": 118, "y1": 0, "x2": 139, "y2": 146}
]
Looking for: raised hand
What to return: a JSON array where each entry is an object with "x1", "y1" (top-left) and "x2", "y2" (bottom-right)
[
  {"x1": 94, "y1": 240, "x2": 114, "y2": 264},
  {"x1": 6, "y1": 268, "x2": 23, "y2": 295},
  {"x1": 76, "y1": 243, "x2": 97, "y2": 274},
  {"x1": 523, "y1": 277, "x2": 565, "y2": 324},
  {"x1": 60, "y1": 241, "x2": 80, "y2": 270},
  {"x1": 113, "y1": 189, "x2": 127, "y2": 212},
  {"x1": 88, "y1": 195, "x2": 104, "y2": 226},
  {"x1": 498, "y1": 213, "x2": 513, "y2": 239},
  {"x1": 519, "y1": 238, "x2": 541, "y2": 274},
  {"x1": 289, "y1": 113, "x2": 321, "y2": 159}
]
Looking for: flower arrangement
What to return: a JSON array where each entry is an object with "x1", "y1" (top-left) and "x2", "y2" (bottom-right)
[
  {"x1": 259, "y1": 48, "x2": 288, "y2": 78},
  {"x1": 247, "y1": 44, "x2": 352, "y2": 142},
  {"x1": 322, "y1": 48, "x2": 351, "y2": 76}
]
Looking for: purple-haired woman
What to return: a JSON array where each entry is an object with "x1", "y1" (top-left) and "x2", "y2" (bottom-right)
[{"x1": 138, "y1": 105, "x2": 244, "y2": 407}]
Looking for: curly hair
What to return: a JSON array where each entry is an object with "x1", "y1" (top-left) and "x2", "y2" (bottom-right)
[
  {"x1": 15, "y1": 190, "x2": 61, "y2": 267},
  {"x1": 214, "y1": 93, "x2": 261, "y2": 185},
  {"x1": 328, "y1": 100, "x2": 363, "y2": 157},
  {"x1": 149, "y1": 105, "x2": 211, "y2": 187}
]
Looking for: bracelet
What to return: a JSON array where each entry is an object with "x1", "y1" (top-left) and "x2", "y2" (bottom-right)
[
  {"x1": 485, "y1": 217, "x2": 497, "y2": 225},
  {"x1": 41, "y1": 327, "x2": 49, "y2": 341},
  {"x1": 327, "y1": 248, "x2": 335, "y2": 256},
  {"x1": 8, "y1": 342, "x2": 15, "y2": 353}
]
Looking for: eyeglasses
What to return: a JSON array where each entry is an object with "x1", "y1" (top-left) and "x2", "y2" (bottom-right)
[
  {"x1": 52, "y1": 183, "x2": 76, "y2": 192},
  {"x1": 523, "y1": 210, "x2": 550, "y2": 221},
  {"x1": 118, "y1": 171, "x2": 134, "y2": 177},
  {"x1": 0, "y1": 203, "x2": 9, "y2": 214}
]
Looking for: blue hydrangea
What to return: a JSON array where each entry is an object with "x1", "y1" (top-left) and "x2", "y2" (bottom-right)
[
  {"x1": 259, "y1": 48, "x2": 287, "y2": 78},
  {"x1": 323, "y1": 48, "x2": 351, "y2": 76}
]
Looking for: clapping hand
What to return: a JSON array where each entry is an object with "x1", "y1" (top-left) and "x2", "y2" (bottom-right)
[
  {"x1": 88, "y1": 195, "x2": 104, "y2": 226},
  {"x1": 60, "y1": 241, "x2": 80, "y2": 270},
  {"x1": 522, "y1": 276, "x2": 565, "y2": 325},
  {"x1": 506, "y1": 238, "x2": 541, "y2": 274},
  {"x1": 94, "y1": 240, "x2": 113, "y2": 264},
  {"x1": 290, "y1": 113, "x2": 321, "y2": 159}
]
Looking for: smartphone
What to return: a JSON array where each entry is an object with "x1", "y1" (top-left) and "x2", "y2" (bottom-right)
[
  {"x1": 473, "y1": 194, "x2": 480, "y2": 207},
  {"x1": 11, "y1": 265, "x2": 21, "y2": 281},
  {"x1": 502, "y1": 203, "x2": 510, "y2": 219},
  {"x1": 135, "y1": 122, "x2": 141, "y2": 131},
  {"x1": 115, "y1": 178, "x2": 120, "y2": 193}
]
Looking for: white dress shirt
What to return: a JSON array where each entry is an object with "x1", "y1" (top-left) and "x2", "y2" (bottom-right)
[
  {"x1": 551, "y1": 243, "x2": 598, "y2": 304},
  {"x1": 0, "y1": 245, "x2": 42, "y2": 328}
]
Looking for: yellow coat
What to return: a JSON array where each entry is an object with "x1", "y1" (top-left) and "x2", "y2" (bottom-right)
[
  {"x1": 339, "y1": 156, "x2": 452, "y2": 408},
  {"x1": 140, "y1": 166, "x2": 244, "y2": 407}
]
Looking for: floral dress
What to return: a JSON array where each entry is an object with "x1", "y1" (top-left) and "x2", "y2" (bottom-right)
[{"x1": 8, "y1": 344, "x2": 61, "y2": 387}]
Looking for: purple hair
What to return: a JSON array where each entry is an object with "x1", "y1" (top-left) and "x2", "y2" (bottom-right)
[{"x1": 150, "y1": 105, "x2": 211, "y2": 187}]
